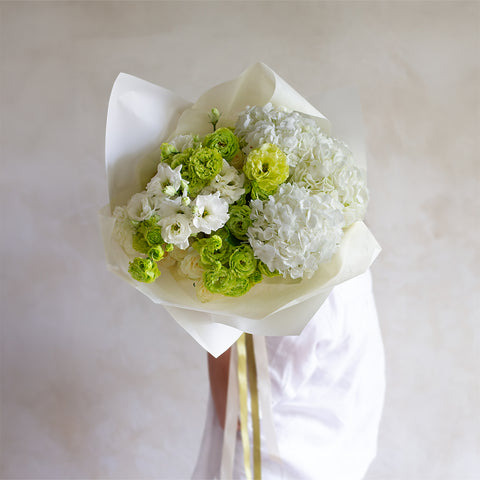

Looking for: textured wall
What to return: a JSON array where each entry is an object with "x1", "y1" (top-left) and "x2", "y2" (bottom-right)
[{"x1": 1, "y1": 1, "x2": 478, "y2": 479}]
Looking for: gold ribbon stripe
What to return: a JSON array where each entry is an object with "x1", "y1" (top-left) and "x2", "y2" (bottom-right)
[
  {"x1": 246, "y1": 333, "x2": 262, "y2": 480},
  {"x1": 237, "y1": 333, "x2": 252, "y2": 480}
]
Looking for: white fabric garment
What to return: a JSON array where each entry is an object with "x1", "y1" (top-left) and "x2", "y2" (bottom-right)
[{"x1": 191, "y1": 270, "x2": 385, "y2": 480}]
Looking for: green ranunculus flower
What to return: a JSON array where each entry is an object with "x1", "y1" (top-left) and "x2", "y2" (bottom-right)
[
  {"x1": 258, "y1": 261, "x2": 280, "y2": 277},
  {"x1": 229, "y1": 244, "x2": 257, "y2": 278},
  {"x1": 144, "y1": 226, "x2": 164, "y2": 246},
  {"x1": 128, "y1": 257, "x2": 160, "y2": 283},
  {"x1": 203, "y1": 263, "x2": 236, "y2": 294},
  {"x1": 132, "y1": 232, "x2": 150, "y2": 254},
  {"x1": 170, "y1": 149, "x2": 193, "y2": 170},
  {"x1": 250, "y1": 181, "x2": 276, "y2": 200},
  {"x1": 194, "y1": 235, "x2": 223, "y2": 266},
  {"x1": 203, "y1": 127, "x2": 240, "y2": 162},
  {"x1": 243, "y1": 143, "x2": 289, "y2": 192},
  {"x1": 148, "y1": 245, "x2": 164, "y2": 262},
  {"x1": 189, "y1": 147, "x2": 223, "y2": 181},
  {"x1": 183, "y1": 171, "x2": 207, "y2": 197},
  {"x1": 214, "y1": 227, "x2": 236, "y2": 261},
  {"x1": 224, "y1": 276, "x2": 251, "y2": 297},
  {"x1": 226, "y1": 205, "x2": 252, "y2": 241},
  {"x1": 249, "y1": 269, "x2": 263, "y2": 286}
]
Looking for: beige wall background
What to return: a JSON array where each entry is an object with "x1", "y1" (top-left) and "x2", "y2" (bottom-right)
[{"x1": 1, "y1": 1, "x2": 478, "y2": 479}]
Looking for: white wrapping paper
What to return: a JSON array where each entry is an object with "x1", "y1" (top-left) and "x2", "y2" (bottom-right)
[{"x1": 99, "y1": 63, "x2": 381, "y2": 357}]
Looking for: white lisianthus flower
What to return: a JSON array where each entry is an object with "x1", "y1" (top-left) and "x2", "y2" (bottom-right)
[
  {"x1": 192, "y1": 192, "x2": 229, "y2": 234},
  {"x1": 126, "y1": 192, "x2": 155, "y2": 221},
  {"x1": 178, "y1": 248, "x2": 204, "y2": 281},
  {"x1": 112, "y1": 206, "x2": 137, "y2": 257},
  {"x1": 159, "y1": 214, "x2": 192, "y2": 250},
  {"x1": 200, "y1": 160, "x2": 245, "y2": 204},
  {"x1": 147, "y1": 163, "x2": 183, "y2": 197},
  {"x1": 248, "y1": 183, "x2": 345, "y2": 279},
  {"x1": 153, "y1": 195, "x2": 192, "y2": 218},
  {"x1": 169, "y1": 134, "x2": 199, "y2": 151}
]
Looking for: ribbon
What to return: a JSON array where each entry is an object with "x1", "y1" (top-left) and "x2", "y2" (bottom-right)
[
  {"x1": 237, "y1": 333, "x2": 252, "y2": 479},
  {"x1": 246, "y1": 334, "x2": 261, "y2": 479},
  {"x1": 220, "y1": 334, "x2": 278, "y2": 480}
]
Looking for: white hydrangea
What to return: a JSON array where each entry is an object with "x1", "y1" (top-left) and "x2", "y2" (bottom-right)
[
  {"x1": 235, "y1": 103, "x2": 328, "y2": 168},
  {"x1": 329, "y1": 164, "x2": 369, "y2": 226},
  {"x1": 192, "y1": 192, "x2": 229, "y2": 234},
  {"x1": 200, "y1": 159, "x2": 245, "y2": 204},
  {"x1": 247, "y1": 183, "x2": 345, "y2": 279},
  {"x1": 293, "y1": 141, "x2": 368, "y2": 226}
]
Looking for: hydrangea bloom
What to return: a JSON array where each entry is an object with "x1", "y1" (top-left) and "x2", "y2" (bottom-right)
[
  {"x1": 292, "y1": 138, "x2": 368, "y2": 225},
  {"x1": 235, "y1": 103, "x2": 327, "y2": 168},
  {"x1": 248, "y1": 183, "x2": 345, "y2": 279}
]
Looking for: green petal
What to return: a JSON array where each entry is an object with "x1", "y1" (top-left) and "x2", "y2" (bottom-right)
[
  {"x1": 229, "y1": 244, "x2": 257, "y2": 278},
  {"x1": 203, "y1": 127, "x2": 240, "y2": 162},
  {"x1": 128, "y1": 257, "x2": 160, "y2": 283}
]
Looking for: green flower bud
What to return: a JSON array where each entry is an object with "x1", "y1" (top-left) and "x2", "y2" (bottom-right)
[
  {"x1": 203, "y1": 263, "x2": 236, "y2": 294},
  {"x1": 203, "y1": 127, "x2": 240, "y2": 162},
  {"x1": 208, "y1": 108, "x2": 221, "y2": 130},
  {"x1": 164, "y1": 243, "x2": 174, "y2": 252},
  {"x1": 226, "y1": 205, "x2": 252, "y2": 241},
  {"x1": 224, "y1": 276, "x2": 251, "y2": 297},
  {"x1": 189, "y1": 147, "x2": 223, "y2": 181},
  {"x1": 128, "y1": 257, "x2": 160, "y2": 283},
  {"x1": 243, "y1": 143, "x2": 289, "y2": 192},
  {"x1": 148, "y1": 245, "x2": 164, "y2": 262},
  {"x1": 229, "y1": 244, "x2": 257, "y2": 278},
  {"x1": 132, "y1": 232, "x2": 150, "y2": 254},
  {"x1": 144, "y1": 226, "x2": 163, "y2": 246},
  {"x1": 161, "y1": 143, "x2": 178, "y2": 161},
  {"x1": 137, "y1": 215, "x2": 160, "y2": 233},
  {"x1": 163, "y1": 185, "x2": 177, "y2": 196}
]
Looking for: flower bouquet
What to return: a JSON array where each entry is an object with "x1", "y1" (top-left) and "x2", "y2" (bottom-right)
[
  {"x1": 99, "y1": 63, "x2": 380, "y2": 478},
  {"x1": 100, "y1": 63, "x2": 380, "y2": 358}
]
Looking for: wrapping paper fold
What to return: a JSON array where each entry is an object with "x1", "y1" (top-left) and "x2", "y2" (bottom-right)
[{"x1": 100, "y1": 63, "x2": 381, "y2": 357}]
